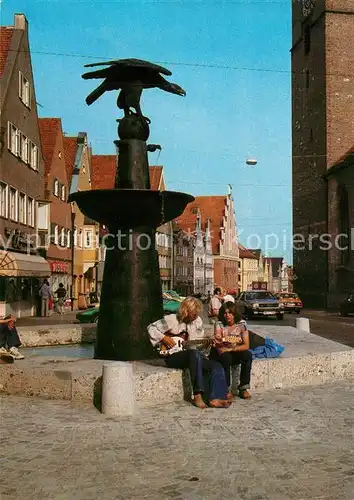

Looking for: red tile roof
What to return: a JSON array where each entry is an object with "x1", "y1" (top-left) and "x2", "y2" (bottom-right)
[
  {"x1": 149, "y1": 166, "x2": 163, "y2": 190},
  {"x1": 90, "y1": 155, "x2": 163, "y2": 191},
  {"x1": 38, "y1": 118, "x2": 61, "y2": 177},
  {"x1": 63, "y1": 136, "x2": 78, "y2": 186},
  {"x1": 0, "y1": 27, "x2": 14, "y2": 76},
  {"x1": 176, "y1": 196, "x2": 227, "y2": 254},
  {"x1": 239, "y1": 244, "x2": 258, "y2": 260}
]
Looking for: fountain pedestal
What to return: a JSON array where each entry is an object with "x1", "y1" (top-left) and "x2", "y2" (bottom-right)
[{"x1": 69, "y1": 128, "x2": 194, "y2": 361}]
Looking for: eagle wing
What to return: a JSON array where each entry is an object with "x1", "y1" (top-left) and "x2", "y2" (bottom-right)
[{"x1": 83, "y1": 58, "x2": 172, "y2": 76}]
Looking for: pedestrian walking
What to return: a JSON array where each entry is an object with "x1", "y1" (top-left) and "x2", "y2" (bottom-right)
[
  {"x1": 54, "y1": 283, "x2": 67, "y2": 314},
  {"x1": 38, "y1": 279, "x2": 52, "y2": 317}
]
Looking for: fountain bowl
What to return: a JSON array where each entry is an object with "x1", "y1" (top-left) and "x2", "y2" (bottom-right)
[{"x1": 68, "y1": 189, "x2": 195, "y2": 228}]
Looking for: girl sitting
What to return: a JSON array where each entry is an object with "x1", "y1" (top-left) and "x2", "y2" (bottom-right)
[{"x1": 209, "y1": 301, "x2": 252, "y2": 400}]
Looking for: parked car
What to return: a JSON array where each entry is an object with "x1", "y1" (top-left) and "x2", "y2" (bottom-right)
[
  {"x1": 76, "y1": 297, "x2": 181, "y2": 324},
  {"x1": 236, "y1": 291, "x2": 284, "y2": 320},
  {"x1": 164, "y1": 290, "x2": 186, "y2": 302},
  {"x1": 340, "y1": 292, "x2": 354, "y2": 317},
  {"x1": 274, "y1": 292, "x2": 303, "y2": 313}
]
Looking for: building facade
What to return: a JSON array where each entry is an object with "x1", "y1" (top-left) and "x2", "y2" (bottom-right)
[
  {"x1": 172, "y1": 223, "x2": 194, "y2": 297},
  {"x1": 291, "y1": 0, "x2": 354, "y2": 308},
  {"x1": 238, "y1": 245, "x2": 258, "y2": 291},
  {"x1": 65, "y1": 133, "x2": 99, "y2": 308},
  {"x1": 177, "y1": 193, "x2": 236, "y2": 294},
  {"x1": 38, "y1": 118, "x2": 72, "y2": 293},
  {"x1": 0, "y1": 14, "x2": 50, "y2": 317}
]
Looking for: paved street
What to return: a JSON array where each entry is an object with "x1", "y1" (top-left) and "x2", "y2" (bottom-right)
[
  {"x1": 1, "y1": 381, "x2": 354, "y2": 500},
  {"x1": 16, "y1": 307, "x2": 354, "y2": 348}
]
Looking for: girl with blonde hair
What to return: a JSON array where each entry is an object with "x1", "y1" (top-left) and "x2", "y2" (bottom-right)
[{"x1": 147, "y1": 297, "x2": 230, "y2": 409}]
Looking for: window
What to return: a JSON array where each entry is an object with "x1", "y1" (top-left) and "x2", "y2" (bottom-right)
[
  {"x1": 67, "y1": 229, "x2": 71, "y2": 248},
  {"x1": 304, "y1": 25, "x2": 311, "y2": 54},
  {"x1": 9, "y1": 188, "x2": 18, "y2": 221},
  {"x1": 305, "y1": 69, "x2": 310, "y2": 89},
  {"x1": 27, "y1": 197, "x2": 35, "y2": 227},
  {"x1": 54, "y1": 225, "x2": 59, "y2": 245},
  {"x1": 19, "y1": 193, "x2": 26, "y2": 224},
  {"x1": 61, "y1": 184, "x2": 66, "y2": 201},
  {"x1": 21, "y1": 134, "x2": 29, "y2": 163},
  {"x1": 84, "y1": 229, "x2": 93, "y2": 248},
  {"x1": 53, "y1": 179, "x2": 59, "y2": 196},
  {"x1": 30, "y1": 143, "x2": 38, "y2": 170},
  {"x1": 60, "y1": 228, "x2": 65, "y2": 247},
  {"x1": 19, "y1": 71, "x2": 31, "y2": 107},
  {"x1": 0, "y1": 182, "x2": 8, "y2": 218},
  {"x1": 7, "y1": 122, "x2": 20, "y2": 156}
]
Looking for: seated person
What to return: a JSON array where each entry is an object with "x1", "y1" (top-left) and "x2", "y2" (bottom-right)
[
  {"x1": 0, "y1": 315, "x2": 25, "y2": 360},
  {"x1": 147, "y1": 297, "x2": 231, "y2": 409},
  {"x1": 210, "y1": 301, "x2": 252, "y2": 400}
]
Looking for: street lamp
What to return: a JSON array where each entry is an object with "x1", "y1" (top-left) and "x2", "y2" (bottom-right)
[{"x1": 246, "y1": 158, "x2": 257, "y2": 166}]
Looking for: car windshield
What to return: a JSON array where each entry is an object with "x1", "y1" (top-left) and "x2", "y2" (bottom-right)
[
  {"x1": 245, "y1": 292, "x2": 275, "y2": 300},
  {"x1": 281, "y1": 293, "x2": 299, "y2": 299},
  {"x1": 166, "y1": 291, "x2": 179, "y2": 298}
]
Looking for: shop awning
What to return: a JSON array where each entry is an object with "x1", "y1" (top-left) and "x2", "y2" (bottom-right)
[{"x1": 0, "y1": 250, "x2": 50, "y2": 278}]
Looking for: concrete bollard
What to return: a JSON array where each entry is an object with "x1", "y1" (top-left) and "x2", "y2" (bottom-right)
[
  {"x1": 296, "y1": 317, "x2": 310, "y2": 333},
  {"x1": 101, "y1": 362, "x2": 135, "y2": 417}
]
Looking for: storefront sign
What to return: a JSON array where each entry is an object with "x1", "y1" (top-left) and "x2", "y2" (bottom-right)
[
  {"x1": 50, "y1": 261, "x2": 69, "y2": 274},
  {"x1": 252, "y1": 281, "x2": 267, "y2": 290}
]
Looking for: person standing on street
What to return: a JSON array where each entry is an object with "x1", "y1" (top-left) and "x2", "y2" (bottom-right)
[
  {"x1": 0, "y1": 315, "x2": 25, "y2": 359},
  {"x1": 54, "y1": 283, "x2": 67, "y2": 314},
  {"x1": 208, "y1": 287, "x2": 224, "y2": 324},
  {"x1": 38, "y1": 279, "x2": 52, "y2": 317}
]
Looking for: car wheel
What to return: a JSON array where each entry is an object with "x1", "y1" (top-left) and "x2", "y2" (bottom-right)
[
  {"x1": 94, "y1": 315, "x2": 99, "y2": 323},
  {"x1": 277, "y1": 313, "x2": 284, "y2": 320}
]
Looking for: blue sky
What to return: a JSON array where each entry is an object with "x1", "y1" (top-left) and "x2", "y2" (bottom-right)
[{"x1": 2, "y1": 0, "x2": 293, "y2": 263}]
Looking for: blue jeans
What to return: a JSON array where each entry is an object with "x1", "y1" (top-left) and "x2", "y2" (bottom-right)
[
  {"x1": 0, "y1": 324, "x2": 21, "y2": 349},
  {"x1": 165, "y1": 349, "x2": 228, "y2": 400}
]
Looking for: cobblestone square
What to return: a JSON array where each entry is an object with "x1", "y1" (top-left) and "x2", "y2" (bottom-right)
[{"x1": 1, "y1": 381, "x2": 354, "y2": 499}]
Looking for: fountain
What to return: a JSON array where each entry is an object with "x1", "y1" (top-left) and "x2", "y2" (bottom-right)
[{"x1": 68, "y1": 58, "x2": 194, "y2": 361}]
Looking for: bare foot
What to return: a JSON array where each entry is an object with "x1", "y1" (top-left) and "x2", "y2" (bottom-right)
[
  {"x1": 239, "y1": 389, "x2": 252, "y2": 399},
  {"x1": 209, "y1": 399, "x2": 231, "y2": 408},
  {"x1": 193, "y1": 394, "x2": 207, "y2": 409},
  {"x1": 227, "y1": 392, "x2": 235, "y2": 401}
]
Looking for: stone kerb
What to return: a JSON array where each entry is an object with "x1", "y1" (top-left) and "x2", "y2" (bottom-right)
[{"x1": 17, "y1": 324, "x2": 96, "y2": 347}]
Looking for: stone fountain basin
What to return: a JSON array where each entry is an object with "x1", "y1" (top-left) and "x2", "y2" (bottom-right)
[{"x1": 68, "y1": 189, "x2": 194, "y2": 227}]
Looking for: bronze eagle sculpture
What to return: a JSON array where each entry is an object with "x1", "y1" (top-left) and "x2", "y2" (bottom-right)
[{"x1": 82, "y1": 58, "x2": 186, "y2": 119}]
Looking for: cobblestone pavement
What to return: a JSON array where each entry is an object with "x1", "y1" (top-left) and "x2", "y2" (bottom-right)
[{"x1": 1, "y1": 382, "x2": 354, "y2": 500}]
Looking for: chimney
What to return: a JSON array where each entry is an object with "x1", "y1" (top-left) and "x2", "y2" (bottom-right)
[{"x1": 14, "y1": 14, "x2": 28, "y2": 31}]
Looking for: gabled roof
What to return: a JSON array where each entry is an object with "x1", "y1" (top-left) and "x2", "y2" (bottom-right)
[
  {"x1": 63, "y1": 136, "x2": 78, "y2": 187},
  {"x1": 38, "y1": 118, "x2": 62, "y2": 176},
  {"x1": 0, "y1": 27, "x2": 14, "y2": 76},
  {"x1": 176, "y1": 196, "x2": 227, "y2": 254},
  {"x1": 239, "y1": 244, "x2": 258, "y2": 260},
  {"x1": 90, "y1": 155, "x2": 164, "y2": 191}
]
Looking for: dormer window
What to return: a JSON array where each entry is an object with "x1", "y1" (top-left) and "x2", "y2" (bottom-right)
[{"x1": 19, "y1": 71, "x2": 31, "y2": 108}]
